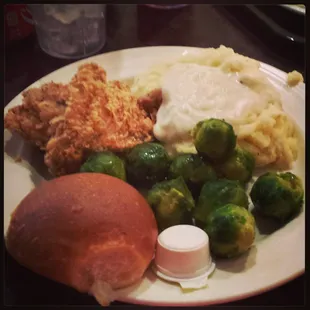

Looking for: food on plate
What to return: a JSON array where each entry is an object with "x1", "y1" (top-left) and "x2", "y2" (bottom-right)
[
  {"x1": 168, "y1": 153, "x2": 217, "y2": 189},
  {"x1": 192, "y1": 119, "x2": 237, "y2": 161},
  {"x1": 69, "y1": 60, "x2": 107, "y2": 85},
  {"x1": 190, "y1": 118, "x2": 255, "y2": 184},
  {"x1": 147, "y1": 177, "x2": 195, "y2": 231},
  {"x1": 5, "y1": 173, "x2": 158, "y2": 305},
  {"x1": 250, "y1": 172, "x2": 304, "y2": 223},
  {"x1": 215, "y1": 146, "x2": 255, "y2": 184},
  {"x1": 80, "y1": 151, "x2": 126, "y2": 181},
  {"x1": 4, "y1": 63, "x2": 158, "y2": 176},
  {"x1": 126, "y1": 142, "x2": 170, "y2": 185},
  {"x1": 194, "y1": 179, "x2": 249, "y2": 227},
  {"x1": 287, "y1": 70, "x2": 304, "y2": 87},
  {"x1": 204, "y1": 204, "x2": 255, "y2": 258},
  {"x1": 131, "y1": 45, "x2": 301, "y2": 169},
  {"x1": 4, "y1": 82, "x2": 69, "y2": 149},
  {"x1": 45, "y1": 64, "x2": 156, "y2": 176},
  {"x1": 137, "y1": 88, "x2": 163, "y2": 122},
  {"x1": 3, "y1": 45, "x2": 306, "y2": 303}
]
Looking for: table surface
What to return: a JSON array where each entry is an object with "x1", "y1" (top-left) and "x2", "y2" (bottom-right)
[{"x1": 4, "y1": 4, "x2": 305, "y2": 307}]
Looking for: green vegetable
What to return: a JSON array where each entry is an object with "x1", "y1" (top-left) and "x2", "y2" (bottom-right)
[
  {"x1": 169, "y1": 154, "x2": 217, "y2": 187},
  {"x1": 204, "y1": 204, "x2": 256, "y2": 258},
  {"x1": 147, "y1": 177, "x2": 195, "y2": 231},
  {"x1": 192, "y1": 118, "x2": 237, "y2": 161},
  {"x1": 194, "y1": 179, "x2": 249, "y2": 226},
  {"x1": 216, "y1": 147, "x2": 255, "y2": 184},
  {"x1": 250, "y1": 172, "x2": 304, "y2": 223},
  {"x1": 126, "y1": 142, "x2": 170, "y2": 185},
  {"x1": 80, "y1": 151, "x2": 126, "y2": 181}
]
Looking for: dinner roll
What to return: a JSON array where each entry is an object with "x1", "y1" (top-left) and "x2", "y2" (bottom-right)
[{"x1": 6, "y1": 173, "x2": 158, "y2": 305}]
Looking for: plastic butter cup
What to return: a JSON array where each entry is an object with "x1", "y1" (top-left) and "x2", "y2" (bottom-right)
[{"x1": 152, "y1": 225, "x2": 216, "y2": 289}]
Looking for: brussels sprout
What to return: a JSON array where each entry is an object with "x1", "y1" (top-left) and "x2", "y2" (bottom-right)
[
  {"x1": 169, "y1": 154, "x2": 217, "y2": 187},
  {"x1": 216, "y1": 147, "x2": 255, "y2": 184},
  {"x1": 147, "y1": 177, "x2": 195, "y2": 231},
  {"x1": 192, "y1": 118, "x2": 237, "y2": 161},
  {"x1": 204, "y1": 204, "x2": 256, "y2": 258},
  {"x1": 80, "y1": 151, "x2": 126, "y2": 181},
  {"x1": 126, "y1": 142, "x2": 170, "y2": 185},
  {"x1": 250, "y1": 172, "x2": 304, "y2": 223},
  {"x1": 194, "y1": 179, "x2": 249, "y2": 226}
]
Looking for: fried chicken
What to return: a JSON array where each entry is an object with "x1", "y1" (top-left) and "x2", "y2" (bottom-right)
[
  {"x1": 5, "y1": 63, "x2": 157, "y2": 176},
  {"x1": 70, "y1": 62, "x2": 107, "y2": 86},
  {"x1": 137, "y1": 88, "x2": 162, "y2": 122},
  {"x1": 4, "y1": 83, "x2": 69, "y2": 149}
]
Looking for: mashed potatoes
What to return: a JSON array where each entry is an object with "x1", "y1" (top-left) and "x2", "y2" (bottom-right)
[
  {"x1": 131, "y1": 46, "x2": 301, "y2": 169},
  {"x1": 287, "y1": 70, "x2": 304, "y2": 87}
]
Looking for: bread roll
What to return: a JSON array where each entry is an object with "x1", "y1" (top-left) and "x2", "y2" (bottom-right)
[{"x1": 6, "y1": 173, "x2": 158, "y2": 305}]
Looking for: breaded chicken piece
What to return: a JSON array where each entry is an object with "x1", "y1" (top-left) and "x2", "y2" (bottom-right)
[
  {"x1": 70, "y1": 62, "x2": 107, "y2": 86},
  {"x1": 4, "y1": 64, "x2": 107, "y2": 150},
  {"x1": 5, "y1": 63, "x2": 157, "y2": 176},
  {"x1": 44, "y1": 66, "x2": 154, "y2": 176},
  {"x1": 4, "y1": 83, "x2": 69, "y2": 149}
]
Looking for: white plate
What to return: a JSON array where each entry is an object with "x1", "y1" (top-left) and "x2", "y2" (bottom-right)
[
  {"x1": 280, "y1": 4, "x2": 306, "y2": 15},
  {"x1": 4, "y1": 46, "x2": 305, "y2": 306}
]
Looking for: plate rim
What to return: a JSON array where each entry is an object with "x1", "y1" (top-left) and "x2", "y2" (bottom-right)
[
  {"x1": 119, "y1": 269, "x2": 304, "y2": 306},
  {"x1": 280, "y1": 4, "x2": 306, "y2": 15},
  {"x1": 4, "y1": 45, "x2": 305, "y2": 113},
  {"x1": 4, "y1": 46, "x2": 305, "y2": 306}
]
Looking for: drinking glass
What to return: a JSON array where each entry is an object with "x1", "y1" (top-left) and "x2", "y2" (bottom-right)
[{"x1": 28, "y1": 4, "x2": 106, "y2": 59}]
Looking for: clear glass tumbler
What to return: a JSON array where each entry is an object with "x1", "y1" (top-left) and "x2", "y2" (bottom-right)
[{"x1": 28, "y1": 4, "x2": 106, "y2": 59}]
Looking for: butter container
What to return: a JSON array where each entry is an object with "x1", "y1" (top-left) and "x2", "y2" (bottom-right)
[{"x1": 152, "y1": 225, "x2": 215, "y2": 289}]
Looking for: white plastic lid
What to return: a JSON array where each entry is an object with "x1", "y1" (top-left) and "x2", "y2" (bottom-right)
[{"x1": 153, "y1": 225, "x2": 215, "y2": 286}]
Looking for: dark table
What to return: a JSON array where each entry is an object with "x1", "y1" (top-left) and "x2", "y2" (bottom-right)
[{"x1": 4, "y1": 4, "x2": 305, "y2": 307}]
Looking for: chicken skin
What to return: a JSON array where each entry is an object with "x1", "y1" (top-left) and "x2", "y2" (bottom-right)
[
  {"x1": 4, "y1": 63, "x2": 158, "y2": 176},
  {"x1": 4, "y1": 82, "x2": 69, "y2": 149}
]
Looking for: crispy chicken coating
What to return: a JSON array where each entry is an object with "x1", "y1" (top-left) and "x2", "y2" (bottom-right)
[
  {"x1": 4, "y1": 83, "x2": 69, "y2": 149},
  {"x1": 5, "y1": 63, "x2": 157, "y2": 176},
  {"x1": 45, "y1": 77, "x2": 154, "y2": 176}
]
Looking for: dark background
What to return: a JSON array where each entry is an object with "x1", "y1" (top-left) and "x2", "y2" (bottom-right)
[{"x1": 4, "y1": 4, "x2": 305, "y2": 307}]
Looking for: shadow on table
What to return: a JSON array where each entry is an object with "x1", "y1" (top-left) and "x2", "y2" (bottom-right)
[
  {"x1": 136, "y1": 4, "x2": 193, "y2": 46},
  {"x1": 214, "y1": 5, "x2": 305, "y2": 75},
  {"x1": 4, "y1": 249, "x2": 99, "y2": 306}
]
